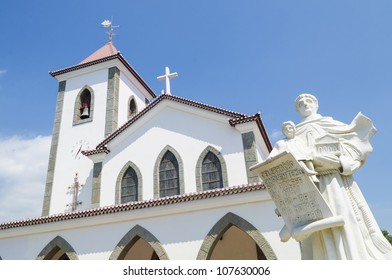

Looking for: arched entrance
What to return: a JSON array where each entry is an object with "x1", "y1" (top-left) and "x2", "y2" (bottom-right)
[
  {"x1": 109, "y1": 225, "x2": 169, "y2": 260},
  {"x1": 36, "y1": 236, "x2": 78, "y2": 260},
  {"x1": 197, "y1": 212, "x2": 277, "y2": 260}
]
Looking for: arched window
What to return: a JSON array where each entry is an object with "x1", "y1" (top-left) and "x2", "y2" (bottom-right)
[
  {"x1": 129, "y1": 97, "x2": 137, "y2": 119},
  {"x1": 159, "y1": 151, "x2": 180, "y2": 197},
  {"x1": 121, "y1": 167, "x2": 138, "y2": 203},
  {"x1": 202, "y1": 152, "x2": 223, "y2": 190},
  {"x1": 80, "y1": 89, "x2": 91, "y2": 119},
  {"x1": 196, "y1": 146, "x2": 228, "y2": 192},
  {"x1": 116, "y1": 161, "x2": 142, "y2": 204}
]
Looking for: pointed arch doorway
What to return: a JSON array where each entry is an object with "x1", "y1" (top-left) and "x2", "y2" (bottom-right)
[
  {"x1": 197, "y1": 212, "x2": 277, "y2": 260},
  {"x1": 36, "y1": 236, "x2": 78, "y2": 260},
  {"x1": 109, "y1": 225, "x2": 169, "y2": 260}
]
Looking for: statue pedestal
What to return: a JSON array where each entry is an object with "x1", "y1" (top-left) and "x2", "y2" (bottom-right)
[{"x1": 251, "y1": 152, "x2": 344, "y2": 242}]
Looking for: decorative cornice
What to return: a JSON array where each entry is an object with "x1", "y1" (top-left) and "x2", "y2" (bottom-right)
[{"x1": 0, "y1": 183, "x2": 265, "y2": 230}]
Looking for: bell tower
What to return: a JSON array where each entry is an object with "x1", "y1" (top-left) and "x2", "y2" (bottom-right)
[{"x1": 42, "y1": 36, "x2": 156, "y2": 216}]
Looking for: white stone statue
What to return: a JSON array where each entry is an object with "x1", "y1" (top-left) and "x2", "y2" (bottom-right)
[
  {"x1": 292, "y1": 93, "x2": 392, "y2": 259},
  {"x1": 268, "y1": 120, "x2": 318, "y2": 183}
]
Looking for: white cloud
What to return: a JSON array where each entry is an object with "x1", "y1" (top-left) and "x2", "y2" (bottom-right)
[
  {"x1": 0, "y1": 135, "x2": 51, "y2": 223},
  {"x1": 269, "y1": 128, "x2": 283, "y2": 143},
  {"x1": 0, "y1": 69, "x2": 7, "y2": 76}
]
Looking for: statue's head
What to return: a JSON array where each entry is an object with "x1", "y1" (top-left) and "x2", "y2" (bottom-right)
[
  {"x1": 295, "y1": 93, "x2": 319, "y2": 118},
  {"x1": 282, "y1": 121, "x2": 296, "y2": 139}
]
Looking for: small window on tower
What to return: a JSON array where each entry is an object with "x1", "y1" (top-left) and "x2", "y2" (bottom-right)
[
  {"x1": 129, "y1": 97, "x2": 137, "y2": 119},
  {"x1": 80, "y1": 89, "x2": 91, "y2": 119}
]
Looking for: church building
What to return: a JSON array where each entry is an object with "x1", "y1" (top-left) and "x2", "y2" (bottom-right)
[{"x1": 0, "y1": 36, "x2": 300, "y2": 260}]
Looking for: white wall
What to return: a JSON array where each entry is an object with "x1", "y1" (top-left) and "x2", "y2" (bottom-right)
[{"x1": 50, "y1": 69, "x2": 109, "y2": 215}]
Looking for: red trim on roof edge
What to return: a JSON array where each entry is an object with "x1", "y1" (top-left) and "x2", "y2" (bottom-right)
[
  {"x1": 255, "y1": 113, "x2": 273, "y2": 152},
  {"x1": 82, "y1": 146, "x2": 110, "y2": 156},
  {"x1": 49, "y1": 53, "x2": 157, "y2": 98},
  {"x1": 0, "y1": 183, "x2": 265, "y2": 230}
]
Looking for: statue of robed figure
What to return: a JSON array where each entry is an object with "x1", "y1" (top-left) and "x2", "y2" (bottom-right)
[{"x1": 252, "y1": 93, "x2": 392, "y2": 260}]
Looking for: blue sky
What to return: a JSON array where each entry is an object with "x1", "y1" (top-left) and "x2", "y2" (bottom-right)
[{"x1": 0, "y1": 1, "x2": 391, "y2": 231}]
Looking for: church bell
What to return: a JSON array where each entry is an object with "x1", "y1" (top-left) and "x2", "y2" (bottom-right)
[{"x1": 81, "y1": 107, "x2": 90, "y2": 119}]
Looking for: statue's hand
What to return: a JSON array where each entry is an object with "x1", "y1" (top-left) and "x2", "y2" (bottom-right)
[{"x1": 339, "y1": 155, "x2": 361, "y2": 175}]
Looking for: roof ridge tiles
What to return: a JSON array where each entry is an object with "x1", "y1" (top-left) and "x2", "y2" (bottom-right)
[{"x1": 0, "y1": 182, "x2": 265, "y2": 230}]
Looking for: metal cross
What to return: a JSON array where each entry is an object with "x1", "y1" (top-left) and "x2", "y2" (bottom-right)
[
  {"x1": 157, "y1": 67, "x2": 178, "y2": 95},
  {"x1": 67, "y1": 172, "x2": 83, "y2": 211}
]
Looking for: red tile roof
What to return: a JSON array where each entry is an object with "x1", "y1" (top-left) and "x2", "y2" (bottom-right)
[
  {"x1": 0, "y1": 183, "x2": 265, "y2": 230},
  {"x1": 82, "y1": 146, "x2": 110, "y2": 157},
  {"x1": 79, "y1": 42, "x2": 118, "y2": 64}
]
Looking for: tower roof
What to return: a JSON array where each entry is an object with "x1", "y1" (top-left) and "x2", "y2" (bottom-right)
[
  {"x1": 49, "y1": 42, "x2": 157, "y2": 98},
  {"x1": 79, "y1": 42, "x2": 119, "y2": 64}
]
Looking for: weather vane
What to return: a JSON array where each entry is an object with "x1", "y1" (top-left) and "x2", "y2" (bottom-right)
[{"x1": 101, "y1": 18, "x2": 119, "y2": 42}]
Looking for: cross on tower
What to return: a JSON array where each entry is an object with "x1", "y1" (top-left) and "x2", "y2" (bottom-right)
[{"x1": 157, "y1": 67, "x2": 178, "y2": 95}]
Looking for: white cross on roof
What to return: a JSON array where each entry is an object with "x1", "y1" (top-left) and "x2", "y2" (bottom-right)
[{"x1": 157, "y1": 67, "x2": 178, "y2": 95}]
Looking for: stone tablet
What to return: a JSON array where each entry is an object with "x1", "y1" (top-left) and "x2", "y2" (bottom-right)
[{"x1": 250, "y1": 151, "x2": 344, "y2": 242}]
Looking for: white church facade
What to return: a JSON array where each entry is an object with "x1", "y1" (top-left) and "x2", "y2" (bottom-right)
[{"x1": 0, "y1": 41, "x2": 300, "y2": 260}]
